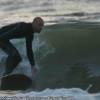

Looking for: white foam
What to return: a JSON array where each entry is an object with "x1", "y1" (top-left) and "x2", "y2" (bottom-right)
[{"x1": 14, "y1": 88, "x2": 96, "y2": 100}]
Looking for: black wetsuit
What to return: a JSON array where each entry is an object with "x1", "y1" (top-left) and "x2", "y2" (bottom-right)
[{"x1": 0, "y1": 22, "x2": 35, "y2": 75}]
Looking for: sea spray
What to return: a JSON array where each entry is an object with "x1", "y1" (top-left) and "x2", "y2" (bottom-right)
[{"x1": 33, "y1": 33, "x2": 55, "y2": 63}]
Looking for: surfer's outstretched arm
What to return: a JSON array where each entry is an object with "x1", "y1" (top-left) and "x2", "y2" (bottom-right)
[
  {"x1": 26, "y1": 35, "x2": 35, "y2": 68},
  {"x1": 26, "y1": 35, "x2": 39, "y2": 76}
]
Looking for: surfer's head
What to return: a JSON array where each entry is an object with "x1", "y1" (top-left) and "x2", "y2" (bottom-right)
[{"x1": 32, "y1": 17, "x2": 44, "y2": 33}]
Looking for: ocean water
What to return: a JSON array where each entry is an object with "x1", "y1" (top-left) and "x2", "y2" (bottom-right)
[
  {"x1": 0, "y1": 0, "x2": 100, "y2": 26},
  {"x1": 0, "y1": 0, "x2": 100, "y2": 99}
]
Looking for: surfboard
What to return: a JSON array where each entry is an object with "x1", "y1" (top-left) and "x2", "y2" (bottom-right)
[{"x1": 0, "y1": 74, "x2": 33, "y2": 90}]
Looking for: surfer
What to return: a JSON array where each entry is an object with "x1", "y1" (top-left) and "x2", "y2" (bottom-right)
[{"x1": 0, "y1": 17, "x2": 44, "y2": 76}]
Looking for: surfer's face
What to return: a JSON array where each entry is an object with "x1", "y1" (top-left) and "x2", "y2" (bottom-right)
[
  {"x1": 33, "y1": 22, "x2": 44, "y2": 33},
  {"x1": 32, "y1": 17, "x2": 44, "y2": 33}
]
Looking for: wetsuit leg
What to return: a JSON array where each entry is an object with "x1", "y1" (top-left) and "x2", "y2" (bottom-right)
[{"x1": 0, "y1": 40, "x2": 22, "y2": 75}]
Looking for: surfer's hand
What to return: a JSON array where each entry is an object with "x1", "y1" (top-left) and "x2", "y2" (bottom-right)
[{"x1": 32, "y1": 66, "x2": 39, "y2": 77}]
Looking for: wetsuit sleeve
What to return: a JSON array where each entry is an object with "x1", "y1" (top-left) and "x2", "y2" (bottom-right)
[{"x1": 26, "y1": 35, "x2": 35, "y2": 68}]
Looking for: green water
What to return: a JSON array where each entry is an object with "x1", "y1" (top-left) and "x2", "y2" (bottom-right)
[{"x1": 36, "y1": 22, "x2": 100, "y2": 93}]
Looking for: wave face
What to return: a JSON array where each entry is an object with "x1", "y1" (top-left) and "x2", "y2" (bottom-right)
[{"x1": 0, "y1": 0, "x2": 100, "y2": 94}]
